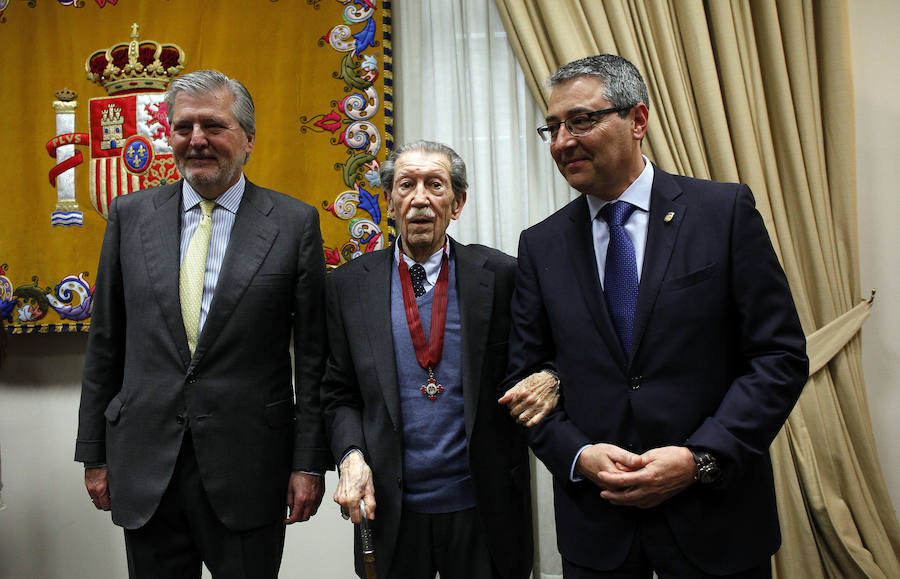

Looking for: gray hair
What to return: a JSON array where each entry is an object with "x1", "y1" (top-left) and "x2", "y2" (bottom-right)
[
  {"x1": 166, "y1": 70, "x2": 256, "y2": 136},
  {"x1": 380, "y1": 140, "x2": 468, "y2": 201},
  {"x1": 549, "y1": 54, "x2": 650, "y2": 115}
]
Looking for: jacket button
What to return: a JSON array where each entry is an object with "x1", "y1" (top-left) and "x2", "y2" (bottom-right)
[
  {"x1": 629, "y1": 376, "x2": 642, "y2": 390},
  {"x1": 186, "y1": 374, "x2": 197, "y2": 384},
  {"x1": 176, "y1": 414, "x2": 185, "y2": 425}
]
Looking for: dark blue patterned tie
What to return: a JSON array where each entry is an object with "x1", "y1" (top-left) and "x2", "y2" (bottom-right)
[
  {"x1": 409, "y1": 263, "x2": 427, "y2": 298},
  {"x1": 600, "y1": 201, "x2": 638, "y2": 357}
]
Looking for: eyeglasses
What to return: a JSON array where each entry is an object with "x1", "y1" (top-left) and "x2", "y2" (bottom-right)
[{"x1": 536, "y1": 105, "x2": 633, "y2": 143}]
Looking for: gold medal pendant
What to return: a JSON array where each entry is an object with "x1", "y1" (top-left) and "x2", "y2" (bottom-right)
[{"x1": 420, "y1": 367, "x2": 444, "y2": 401}]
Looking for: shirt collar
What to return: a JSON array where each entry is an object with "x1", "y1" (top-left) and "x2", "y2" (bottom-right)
[
  {"x1": 394, "y1": 237, "x2": 451, "y2": 275},
  {"x1": 586, "y1": 156, "x2": 654, "y2": 219},
  {"x1": 181, "y1": 173, "x2": 246, "y2": 214}
]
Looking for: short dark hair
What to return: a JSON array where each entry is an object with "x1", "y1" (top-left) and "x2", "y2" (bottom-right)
[
  {"x1": 380, "y1": 140, "x2": 468, "y2": 201},
  {"x1": 550, "y1": 54, "x2": 649, "y2": 114}
]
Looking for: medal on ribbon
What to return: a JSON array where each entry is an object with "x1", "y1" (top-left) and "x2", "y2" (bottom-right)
[
  {"x1": 398, "y1": 245, "x2": 449, "y2": 401},
  {"x1": 421, "y1": 370, "x2": 444, "y2": 401}
]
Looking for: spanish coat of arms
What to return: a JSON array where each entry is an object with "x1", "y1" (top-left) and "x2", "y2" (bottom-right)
[{"x1": 47, "y1": 23, "x2": 185, "y2": 224}]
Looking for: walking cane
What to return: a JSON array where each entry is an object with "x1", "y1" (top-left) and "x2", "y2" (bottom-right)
[{"x1": 359, "y1": 499, "x2": 377, "y2": 579}]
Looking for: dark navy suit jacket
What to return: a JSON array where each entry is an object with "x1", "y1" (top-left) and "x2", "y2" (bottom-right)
[{"x1": 506, "y1": 165, "x2": 808, "y2": 575}]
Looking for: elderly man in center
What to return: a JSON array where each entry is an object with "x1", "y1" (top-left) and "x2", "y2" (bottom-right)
[{"x1": 321, "y1": 140, "x2": 557, "y2": 579}]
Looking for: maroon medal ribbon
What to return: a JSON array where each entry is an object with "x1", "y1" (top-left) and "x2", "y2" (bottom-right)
[{"x1": 398, "y1": 245, "x2": 449, "y2": 400}]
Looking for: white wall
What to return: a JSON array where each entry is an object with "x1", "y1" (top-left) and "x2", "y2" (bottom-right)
[
  {"x1": 850, "y1": 0, "x2": 900, "y2": 512},
  {"x1": 1, "y1": 1, "x2": 898, "y2": 577}
]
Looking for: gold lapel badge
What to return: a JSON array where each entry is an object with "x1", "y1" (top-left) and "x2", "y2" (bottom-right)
[{"x1": 664, "y1": 211, "x2": 675, "y2": 223}]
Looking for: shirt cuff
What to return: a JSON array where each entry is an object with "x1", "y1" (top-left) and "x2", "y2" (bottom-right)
[
  {"x1": 340, "y1": 447, "x2": 364, "y2": 468},
  {"x1": 570, "y1": 444, "x2": 591, "y2": 482}
]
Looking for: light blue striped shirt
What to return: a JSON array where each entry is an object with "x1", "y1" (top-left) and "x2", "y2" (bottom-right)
[{"x1": 179, "y1": 175, "x2": 245, "y2": 333}]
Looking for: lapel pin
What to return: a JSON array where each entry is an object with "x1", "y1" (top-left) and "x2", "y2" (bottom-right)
[{"x1": 664, "y1": 211, "x2": 675, "y2": 223}]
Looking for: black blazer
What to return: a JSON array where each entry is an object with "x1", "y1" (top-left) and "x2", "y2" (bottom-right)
[
  {"x1": 321, "y1": 239, "x2": 533, "y2": 579},
  {"x1": 76, "y1": 179, "x2": 329, "y2": 531},
  {"x1": 506, "y1": 165, "x2": 808, "y2": 575}
]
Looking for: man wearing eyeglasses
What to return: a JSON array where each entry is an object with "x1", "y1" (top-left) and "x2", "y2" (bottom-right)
[{"x1": 502, "y1": 54, "x2": 808, "y2": 578}]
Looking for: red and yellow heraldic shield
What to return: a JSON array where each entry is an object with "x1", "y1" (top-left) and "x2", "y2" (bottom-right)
[{"x1": 88, "y1": 93, "x2": 179, "y2": 218}]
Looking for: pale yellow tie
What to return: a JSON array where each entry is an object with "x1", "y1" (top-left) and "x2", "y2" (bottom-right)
[{"x1": 180, "y1": 200, "x2": 215, "y2": 356}]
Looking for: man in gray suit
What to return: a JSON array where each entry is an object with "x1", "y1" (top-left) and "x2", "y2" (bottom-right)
[
  {"x1": 322, "y1": 141, "x2": 558, "y2": 579},
  {"x1": 76, "y1": 70, "x2": 329, "y2": 577}
]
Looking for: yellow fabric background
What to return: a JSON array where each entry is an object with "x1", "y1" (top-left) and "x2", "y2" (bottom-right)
[{"x1": 0, "y1": 0, "x2": 390, "y2": 333}]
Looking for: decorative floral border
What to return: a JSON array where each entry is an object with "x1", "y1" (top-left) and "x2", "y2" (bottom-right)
[{"x1": 303, "y1": 0, "x2": 394, "y2": 270}]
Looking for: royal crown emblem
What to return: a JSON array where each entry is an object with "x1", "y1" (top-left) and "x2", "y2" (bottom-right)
[
  {"x1": 46, "y1": 24, "x2": 186, "y2": 224},
  {"x1": 86, "y1": 22, "x2": 185, "y2": 95}
]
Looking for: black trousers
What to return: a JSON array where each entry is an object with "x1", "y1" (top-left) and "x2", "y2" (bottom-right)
[
  {"x1": 123, "y1": 431, "x2": 285, "y2": 579},
  {"x1": 386, "y1": 507, "x2": 500, "y2": 579},
  {"x1": 562, "y1": 512, "x2": 772, "y2": 579}
]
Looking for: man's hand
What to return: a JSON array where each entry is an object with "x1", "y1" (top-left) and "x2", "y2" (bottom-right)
[
  {"x1": 597, "y1": 446, "x2": 696, "y2": 509},
  {"x1": 498, "y1": 370, "x2": 560, "y2": 427},
  {"x1": 285, "y1": 472, "x2": 325, "y2": 524},
  {"x1": 333, "y1": 450, "x2": 376, "y2": 524},
  {"x1": 85, "y1": 466, "x2": 111, "y2": 511},
  {"x1": 574, "y1": 443, "x2": 644, "y2": 488}
]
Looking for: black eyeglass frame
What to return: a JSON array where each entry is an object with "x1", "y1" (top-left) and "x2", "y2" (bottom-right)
[{"x1": 536, "y1": 105, "x2": 634, "y2": 143}]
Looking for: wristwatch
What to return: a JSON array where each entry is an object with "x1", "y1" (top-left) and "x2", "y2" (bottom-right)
[{"x1": 690, "y1": 449, "x2": 721, "y2": 485}]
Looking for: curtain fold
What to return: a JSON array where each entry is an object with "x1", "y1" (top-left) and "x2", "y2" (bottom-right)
[
  {"x1": 806, "y1": 298, "x2": 872, "y2": 376},
  {"x1": 392, "y1": 0, "x2": 573, "y2": 256},
  {"x1": 494, "y1": 0, "x2": 900, "y2": 577}
]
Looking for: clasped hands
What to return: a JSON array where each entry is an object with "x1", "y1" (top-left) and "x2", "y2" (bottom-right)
[{"x1": 576, "y1": 443, "x2": 697, "y2": 508}]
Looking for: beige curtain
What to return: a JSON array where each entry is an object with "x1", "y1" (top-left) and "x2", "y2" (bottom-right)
[{"x1": 494, "y1": 0, "x2": 900, "y2": 577}]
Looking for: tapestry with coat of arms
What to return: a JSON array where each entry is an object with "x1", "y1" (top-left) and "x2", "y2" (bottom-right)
[{"x1": 0, "y1": 0, "x2": 392, "y2": 334}]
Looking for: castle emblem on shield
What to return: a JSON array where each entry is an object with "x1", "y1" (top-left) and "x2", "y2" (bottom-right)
[{"x1": 46, "y1": 24, "x2": 185, "y2": 224}]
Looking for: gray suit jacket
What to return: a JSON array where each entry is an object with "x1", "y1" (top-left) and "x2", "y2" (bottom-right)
[
  {"x1": 321, "y1": 239, "x2": 533, "y2": 579},
  {"x1": 76, "y1": 179, "x2": 329, "y2": 531}
]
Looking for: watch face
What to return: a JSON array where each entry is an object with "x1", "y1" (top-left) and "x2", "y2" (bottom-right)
[
  {"x1": 698, "y1": 461, "x2": 720, "y2": 484},
  {"x1": 693, "y1": 451, "x2": 721, "y2": 484}
]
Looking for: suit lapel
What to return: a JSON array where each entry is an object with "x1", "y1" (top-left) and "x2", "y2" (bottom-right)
[
  {"x1": 631, "y1": 166, "x2": 686, "y2": 362},
  {"x1": 362, "y1": 248, "x2": 402, "y2": 431},
  {"x1": 140, "y1": 182, "x2": 190, "y2": 366},
  {"x1": 563, "y1": 197, "x2": 627, "y2": 367},
  {"x1": 453, "y1": 240, "x2": 493, "y2": 440},
  {"x1": 191, "y1": 181, "x2": 279, "y2": 369}
]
